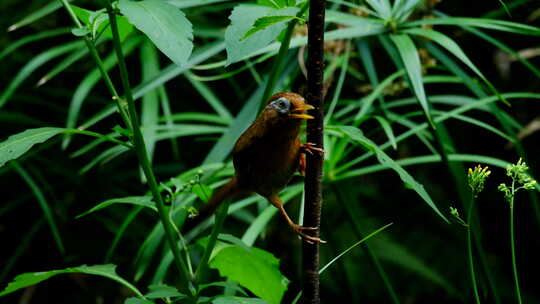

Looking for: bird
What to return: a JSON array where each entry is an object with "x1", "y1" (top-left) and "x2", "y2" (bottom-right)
[{"x1": 185, "y1": 92, "x2": 324, "y2": 243}]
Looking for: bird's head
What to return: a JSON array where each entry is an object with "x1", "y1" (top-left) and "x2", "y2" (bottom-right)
[{"x1": 266, "y1": 92, "x2": 314, "y2": 120}]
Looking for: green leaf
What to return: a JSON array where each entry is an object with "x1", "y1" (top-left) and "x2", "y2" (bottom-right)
[
  {"x1": 319, "y1": 223, "x2": 393, "y2": 274},
  {"x1": 390, "y1": 34, "x2": 434, "y2": 128},
  {"x1": 0, "y1": 41, "x2": 84, "y2": 109},
  {"x1": 403, "y1": 28, "x2": 509, "y2": 105},
  {"x1": 63, "y1": 36, "x2": 142, "y2": 149},
  {"x1": 225, "y1": 5, "x2": 299, "y2": 65},
  {"x1": 242, "y1": 16, "x2": 297, "y2": 40},
  {"x1": 8, "y1": 1, "x2": 63, "y2": 31},
  {"x1": 355, "y1": 70, "x2": 405, "y2": 120},
  {"x1": 0, "y1": 28, "x2": 71, "y2": 62},
  {"x1": 365, "y1": 0, "x2": 392, "y2": 19},
  {"x1": 404, "y1": 28, "x2": 482, "y2": 78},
  {"x1": 0, "y1": 128, "x2": 64, "y2": 168},
  {"x1": 12, "y1": 163, "x2": 65, "y2": 255},
  {"x1": 140, "y1": 41, "x2": 161, "y2": 167},
  {"x1": 373, "y1": 116, "x2": 398, "y2": 150},
  {"x1": 192, "y1": 184, "x2": 213, "y2": 203},
  {"x1": 76, "y1": 196, "x2": 156, "y2": 219},
  {"x1": 209, "y1": 245, "x2": 289, "y2": 304},
  {"x1": 334, "y1": 125, "x2": 448, "y2": 222},
  {"x1": 199, "y1": 281, "x2": 249, "y2": 295},
  {"x1": 125, "y1": 298, "x2": 154, "y2": 304},
  {"x1": 0, "y1": 264, "x2": 143, "y2": 297},
  {"x1": 167, "y1": 0, "x2": 234, "y2": 9},
  {"x1": 257, "y1": 0, "x2": 289, "y2": 8},
  {"x1": 71, "y1": 5, "x2": 133, "y2": 41},
  {"x1": 213, "y1": 296, "x2": 269, "y2": 304},
  {"x1": 119, "y1": 0, "x2": 193, "y2": 66},
  {"x1": 71, "y1": 27, "x2": 90, "y2": 37},
  {"x1": 145, "y1": 284, "x2": 185, "y2": 299},
  {"x1": 404, "y1": 17, "x2": 540, "y2": 36}
]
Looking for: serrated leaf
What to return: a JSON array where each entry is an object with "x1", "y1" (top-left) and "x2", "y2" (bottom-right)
[
  {"x1": 119, "y1": 0, "x2": 193, "y2": 66},
  {"x1": 0, "y1": 127, "x2": 64, "y2": 168},
  {"x1": 76, "y1": 196, "x2": 157, "y2": 219},
  {"x1": 334, "y1": 125, "x2": 448, "y2": 222},
  {"x1": 242, "y1": 16, "x2": 297, "y2": 40},
  {"x1": 209, "y1": 245, "x2": 289, "y2": 304},
  {"x1": 0, "y1": 264, "x2": 143, "y2": 297},
  {"x1": 225, "y1": 5, "x2": 299, "y2": 65}
]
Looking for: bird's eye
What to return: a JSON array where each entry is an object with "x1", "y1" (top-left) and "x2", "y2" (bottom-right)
[{"x1": 272, "y1": 97, "x2": 290, "y2": 114}]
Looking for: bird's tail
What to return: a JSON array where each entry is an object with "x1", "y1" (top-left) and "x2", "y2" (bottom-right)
[{"x1": 182, "y1": 176, "x2": 239, "y2": 231}]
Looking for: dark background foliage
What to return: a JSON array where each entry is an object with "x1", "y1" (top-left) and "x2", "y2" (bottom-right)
[{"x1": 1, "y1": 0, "x2": 540, "y2": 303}]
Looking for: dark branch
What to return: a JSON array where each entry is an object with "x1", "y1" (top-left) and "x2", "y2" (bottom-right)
[{"x1": 302, "y1": 0, "x2": 326, "y2": 304}]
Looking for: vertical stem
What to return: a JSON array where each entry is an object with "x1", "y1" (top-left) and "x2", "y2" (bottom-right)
[
  {"x1": 467, "y1": 194, "x2": 481, "y2": 304},
  {"x1": 58, "y1": 0, "x2": 131, "y2": 130},
  {"x1": 509, "y1": 194, "x2": 522, "y2": 304},
  {"x1": 302, "y1": 1, "x2": 325, "y2": 304},
  {"x1": 194, "y1": 200, "x2": 231, "y2": 285},
  {"x1": 104, "y1": 1, "x2": 191, "y2": 294},
  {"x1": 259, "y1": 4, "x2": 309, "y2": 112}
]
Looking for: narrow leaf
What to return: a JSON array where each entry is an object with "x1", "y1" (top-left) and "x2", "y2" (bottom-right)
[
  {"x1": 12, "y1": 163, "x2": 65, "y2": 255},
  {"x1": 0, "y1": 128, "x2": 64, "y2": 168},
  {"x1": 334, "y1": 125, "x2": 448, "y2": 222},
  {"x1": 0, "y1": 264, "x2": 143, "y2": 297},
  {"x1": 390, "y1": 34, "x2": 434, "y2": 127},
  {"x1": 76, "y1": 196, "x2": 157, "y2": 219}
]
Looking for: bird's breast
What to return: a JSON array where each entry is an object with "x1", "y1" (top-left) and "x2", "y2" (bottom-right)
[{"x1": 233, "y1": 129, "x2": 301, "y2": 197}]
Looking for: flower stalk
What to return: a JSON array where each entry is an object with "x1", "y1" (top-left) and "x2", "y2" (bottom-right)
[{"x1": 498, "y1": 158, "x2": 536, "y2": 304}]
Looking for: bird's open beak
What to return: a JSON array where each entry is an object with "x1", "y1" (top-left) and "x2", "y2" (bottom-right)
[{"x1": 289, "y1": 104, "x2": 315, "y2": 119}]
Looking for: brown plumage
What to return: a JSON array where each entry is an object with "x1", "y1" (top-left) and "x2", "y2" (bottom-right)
[{"x1": 185, "y1": 92, "x2": 324, "y2": 243}]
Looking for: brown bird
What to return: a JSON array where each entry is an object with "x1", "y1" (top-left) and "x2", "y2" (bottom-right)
[{"x1": 186, "y1": 92, "x2": 324, "y2": 243}]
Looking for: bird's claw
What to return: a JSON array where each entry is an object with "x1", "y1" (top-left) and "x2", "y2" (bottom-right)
[
  {"x1": 292, "y1": 224, "x2": 326, "y2": 244},
  {"x1": 301, "y1": 142, "x2": 325, "y2": 155}
]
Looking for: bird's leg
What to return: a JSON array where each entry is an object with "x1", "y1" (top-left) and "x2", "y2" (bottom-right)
[
  {"x1": 298, "y1": 153, "x2": 306, "y2": 176},
  {"x1": 267, "y1": 194, "x2": 326, "y2": 243},
  {"x1": 300, "y1": 142, "x2": 324, "y2": 155}
]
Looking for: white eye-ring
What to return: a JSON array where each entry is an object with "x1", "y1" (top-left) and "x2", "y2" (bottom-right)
[{"x1": 272, "y1": 97, "x2": 291, "y2": 114}]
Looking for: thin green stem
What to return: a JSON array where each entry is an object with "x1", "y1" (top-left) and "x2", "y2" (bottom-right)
[
  {"x1": 509, "y1": 185, "x2": 522, "y2": 304},
  {"x1": 467, "y1": 194, "x2": 481, "y2": 304},
  {"x1": 59, "y1": 0, "x2": 131, "y2": 129},
  {"x1": 259, "y1": 3, "x2": 309, "y2": 112},
  {"x1": 104, "y1": 1, "x2": 192, "y2": 294},
  {"x1": 194, "y1": 200, "x2": 231, "y2": 286},
  {"x1": 64, "y1": 129, "x2": 131, "y2": 148}
]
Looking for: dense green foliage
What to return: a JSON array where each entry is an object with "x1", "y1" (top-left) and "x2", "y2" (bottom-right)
[{"x1": 1, "y1": 0, "x2": 540, "y2": 303}]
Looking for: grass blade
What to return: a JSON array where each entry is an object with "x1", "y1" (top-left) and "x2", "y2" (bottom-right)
[
  {"x1": 0, "y1": 41, "x2": 84, "y2": 108},
  {"x1": 8, "y1": 1, "x2": 64, "y2": 31},
  {"x1": 12, "y1": 162, "x2": 65, "y2": 255},
  {"x1": 0, "y1": 28, "x2": 71, "y2": 61},
  {"x1": 319, "y1": 223, "x2": 393, "y2": 274},
  {"x1": 390, "y1": 34, "x2": 434, "y2": 128}
]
